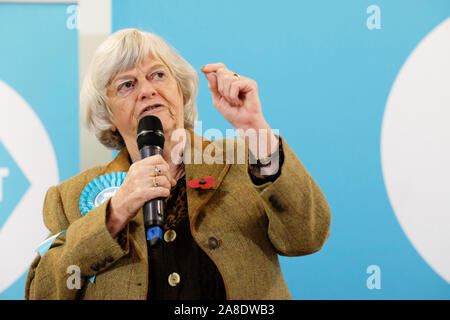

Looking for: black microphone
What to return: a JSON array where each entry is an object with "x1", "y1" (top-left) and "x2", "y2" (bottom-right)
[{"x1": 137, "y1": 115, "x2": 165, "y2": 247}]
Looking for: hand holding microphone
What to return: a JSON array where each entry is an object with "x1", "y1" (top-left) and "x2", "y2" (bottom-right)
[{"x1": 106, "y1": 116, "x2": 176, "y2": 240}]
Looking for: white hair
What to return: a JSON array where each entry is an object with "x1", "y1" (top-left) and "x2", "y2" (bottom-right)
[{"x1": 80, "y1": 28, "x2": 199, "y2": 149}]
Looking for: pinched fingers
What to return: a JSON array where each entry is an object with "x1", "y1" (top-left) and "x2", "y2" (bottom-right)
[
  {"x1": 215, "y1": 67, "x2": 231, "y2": 97},
  {"x1": 201, "y1": 62, "x2": 247, "y2": 106},
  {"x1": 200, "y1": 62, "x2": 227, "y2": 73}
]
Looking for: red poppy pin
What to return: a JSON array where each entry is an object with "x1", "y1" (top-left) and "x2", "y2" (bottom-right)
[{"x1": 188, "y1": 176, "x2": 215, "y2": 189}]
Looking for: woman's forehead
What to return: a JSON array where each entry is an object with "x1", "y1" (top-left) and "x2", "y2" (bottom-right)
[{"x1": 112, "y1": 54, "x2": 168, "y2": 81}]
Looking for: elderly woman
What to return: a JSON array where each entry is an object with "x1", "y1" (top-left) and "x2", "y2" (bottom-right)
[{"x1": 25, "y1": 28, "x2": 331, "y2": 300}]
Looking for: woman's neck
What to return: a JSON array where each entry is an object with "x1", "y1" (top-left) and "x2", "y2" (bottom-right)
[{"x1": 163, "y1": 129, "x2": 186, "y2": 181}]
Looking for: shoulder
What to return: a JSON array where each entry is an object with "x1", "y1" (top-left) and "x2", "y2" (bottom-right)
[
  {"x1": 45, "y1": 166, "x2": 106, "y2": 218},
  {"x1": 55, "y1": 165, "x2": 106, "y2": 196},
  {"x1": 41, "y1": 165, "x2": 108, "y2": 229},
  {"x1": 53, "y1": 148, "x2": 131, "y2": 197}
]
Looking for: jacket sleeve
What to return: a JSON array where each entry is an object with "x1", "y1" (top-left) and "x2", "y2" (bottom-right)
[
  {"x1": 248, "y1": 136, "x2": 331, "y2": 256},
  {"x1": 25, "y1": 185, "x2": 130, "y2": 300}
]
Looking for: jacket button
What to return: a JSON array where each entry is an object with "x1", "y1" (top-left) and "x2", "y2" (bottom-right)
[
  {"x1": 269, "y1": 194, "x2": 285, "y2": 212},
  {"x1": 90, "y1": 263, "x2": 100, "y2": 272},
  {"x1": 105, "y1": 256, "x2": 114, "y2": 263},
  {"x1": 164, "y1": 230, "x2": 177, "y2": 242},
  {"x1": 98, "y1": 259, "x2": 106, "y2": 268},
  {"x1": 208, "y1": 237, "x2": 220, "y2": 250},
  {"x1": 168, "y1": 272, "x2": 181, "y2": 287}
]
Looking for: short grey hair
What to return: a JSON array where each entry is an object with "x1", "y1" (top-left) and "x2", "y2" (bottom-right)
[{"x1": 81, "y1": 28, "x2": 199, "y2": 150}]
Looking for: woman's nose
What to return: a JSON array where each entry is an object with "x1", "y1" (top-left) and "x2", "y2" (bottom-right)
[{"x1": 138, "y1": 79, "x2": 157, "y2": 101}]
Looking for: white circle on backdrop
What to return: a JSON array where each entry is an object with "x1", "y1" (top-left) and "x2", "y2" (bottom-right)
[
  {"x1": 0, "y1": 81, "x2": 59, "y2": 293},
  {"x1": 381, "y1": 18, "x2": 450, "y2": 284}
]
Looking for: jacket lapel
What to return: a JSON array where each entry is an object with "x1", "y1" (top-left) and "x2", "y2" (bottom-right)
[
  {"x1": 183, "y1": 130, "x2": 231, "y2": 229},
  {"x1": 185, "y1": 162, "x2": 230, "y2": 229}
]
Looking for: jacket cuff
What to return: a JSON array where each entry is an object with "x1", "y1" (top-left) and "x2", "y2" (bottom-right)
[
  {"x1": 60, "y1": 198, "x2": 130, "y2": 278},
  {"x1": 247, "y1": 135, "x2": 284, "y2": 185}
]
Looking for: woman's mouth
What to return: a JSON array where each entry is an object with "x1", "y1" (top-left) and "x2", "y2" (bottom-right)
[{"x1": 140, "y1": 104, "x2": 164, "y2": 117}]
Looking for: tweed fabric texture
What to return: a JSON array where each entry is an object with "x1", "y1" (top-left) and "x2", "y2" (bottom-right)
[{"x1": 25, "y1": 131, "x2": 331, "y2": 300}]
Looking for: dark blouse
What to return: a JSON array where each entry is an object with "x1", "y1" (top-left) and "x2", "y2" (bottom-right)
[
  {"x1": 146, "y1": 140, "x2": 283, "y2": 300},
  {"x1": 147, "y1": 175, "x2": 226, "y2": 300}
]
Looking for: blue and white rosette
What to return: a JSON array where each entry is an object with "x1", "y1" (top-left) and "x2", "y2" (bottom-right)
[
  {"x1": 35, "y1": 172, "x2": 127, "y2": 284},
  {"x1": 79, "y1": 172, "x2": 127, "y2": 216}
]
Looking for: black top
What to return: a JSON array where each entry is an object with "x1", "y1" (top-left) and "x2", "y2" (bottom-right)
[{"x1": 147, "y1": 175, "x2": 226, "y2": 300}]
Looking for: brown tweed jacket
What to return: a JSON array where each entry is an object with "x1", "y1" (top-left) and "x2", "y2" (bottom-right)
[{"x1": 25, "y1": 132, "x2": 331, "y2": 300}]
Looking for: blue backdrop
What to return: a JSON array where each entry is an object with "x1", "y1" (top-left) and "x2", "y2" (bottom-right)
[
  {"x1": 1, "y1": 0, "x2": 449, "y2": 300},
  {"x1": 112, "y1": 0, "x2": 450, "y2": 299},
  {"x1": 0, "y1": 3, "x2": 78, "y2": 299}
]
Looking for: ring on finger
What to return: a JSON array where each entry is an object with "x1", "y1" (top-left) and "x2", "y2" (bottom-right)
[
  {"x1": 233, "y1": 73, "x2": 240, "y2": 81},
  {"x1": 153, "y1": 176, "x2": 159, "y2": 188},
  {"x1": 154, "y1": 165, "x2": 161, "y2": 176}
]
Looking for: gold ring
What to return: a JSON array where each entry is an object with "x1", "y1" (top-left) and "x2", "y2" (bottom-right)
[
  {"x1": 153, "y1": 176, "x2": 158, "y2": 187},
  {"x1": 154, "y1": 166, "x2": 161, "y2": 176},
  {"x1": 233, "y1": 73, "x2": 240, "y2": 81}
]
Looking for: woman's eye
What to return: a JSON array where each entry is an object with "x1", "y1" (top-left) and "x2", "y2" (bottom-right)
[
  {"x1": 118, "y1": 81, "x2": 135, "y2": 92},
  {"x1": 153, "y1": 71, "x2": 165, "y2": 79}
]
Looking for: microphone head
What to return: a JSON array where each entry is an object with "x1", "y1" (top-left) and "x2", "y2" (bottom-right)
[{"x1": 137, "y1": 116, "x2": 165, "y2": 150}]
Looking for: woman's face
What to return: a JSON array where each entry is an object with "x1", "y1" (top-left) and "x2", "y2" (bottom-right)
[{"x1": 107, "y1": 52, "x2": 184, "y2": 161}]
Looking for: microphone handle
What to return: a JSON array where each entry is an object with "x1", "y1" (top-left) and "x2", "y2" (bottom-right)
[{"x1": 139, "y1": 145, "x2": 164, "y2": 246}]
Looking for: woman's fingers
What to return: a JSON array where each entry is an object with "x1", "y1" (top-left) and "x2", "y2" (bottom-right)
[
  {"x1": 201, "y1": 62, "x2": 245, "y2": 106},
  {"x1": 149, "y1": 175, "x2": 172, "y2": 190},
  {"x1": 219, "y1": 70, "x2": 236, "y2": 104},
  {"x1": 229, "y1": 80, "x2": 242, "y2": 106},
  {"x1": 216, "y1": 67, "x2": 228, "y2": 99},
  {"x1": 108, "y1": 154, "x2": 177, "y2": 230},
  {"x1": 125, "y1": 155, "x2": 175, "y2": 198},
  {"x1": 148, "y1": 186, "x2": 171, "y2": 199},
  {"x1": 203, "y1": 71, "x2": 220, "y2": 104},
  {"x1": 132, "y1": 154, "x2": 176, "y2": 185},
  {"x1": 201, "y1": 62, "x2": 226, "y2": 73},
  {"x1": 147, "y1": 164, "x2": 175, "y2": 186},
  {"x1": 139, "y1": 154, "x2": 169, "y2": 168}
]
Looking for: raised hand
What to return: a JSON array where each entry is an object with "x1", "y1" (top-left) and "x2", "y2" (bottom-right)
[
  {"x1": 201, "y1": 63, "x2": 279, "y2": 159},
  {"x1": 201, "y1": 62, "x2": 267, "y2": 131}
]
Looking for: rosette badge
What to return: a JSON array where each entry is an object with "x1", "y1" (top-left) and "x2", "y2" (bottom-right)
[{"x1": 79, "y1": 172, "x2": 127, "y2": 216}]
